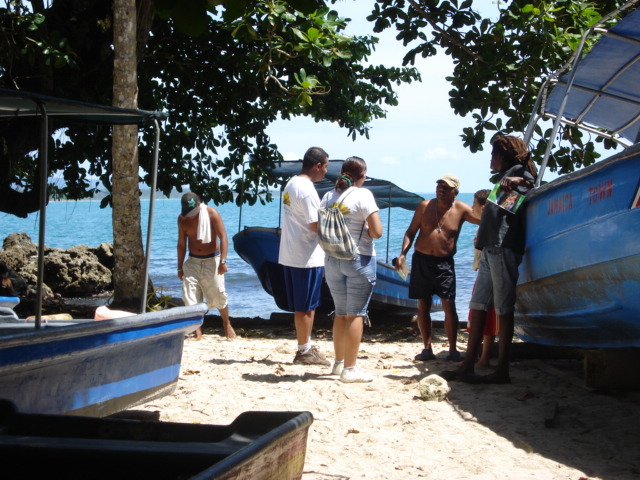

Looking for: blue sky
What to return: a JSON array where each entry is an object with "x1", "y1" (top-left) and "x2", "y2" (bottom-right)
[{"x1": 266, "y1": 1, "x2": 564, "y2": 195}]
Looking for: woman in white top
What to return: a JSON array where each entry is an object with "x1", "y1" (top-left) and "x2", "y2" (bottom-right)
[{"x1": 320, "y1": 156, "x2": 383, "y2": 383}]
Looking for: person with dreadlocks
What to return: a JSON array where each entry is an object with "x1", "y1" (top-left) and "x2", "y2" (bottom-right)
[{"x1": 441, "y1": 135, "x2": 537, "y2": 384}]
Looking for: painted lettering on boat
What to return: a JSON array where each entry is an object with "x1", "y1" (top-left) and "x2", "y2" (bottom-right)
[
  {"x1": 588, "y1": 180, "x2": 613, "y2": 204},
  {"x1": 547, "y1": 192, "x2": 573, "y2": 215}
]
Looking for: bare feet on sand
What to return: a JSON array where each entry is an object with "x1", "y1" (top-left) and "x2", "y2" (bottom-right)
[
  {"x1": 187, "y1": 328, "x2": 204, "y2": 341},
  {"x1": 224, "y1": 324, "x2": 236, "y2": 340}
]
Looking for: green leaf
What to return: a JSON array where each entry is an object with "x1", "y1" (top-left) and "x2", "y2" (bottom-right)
[
  {"x1": 286, "y1": 0, "x2": 320, "y2": 15},
  {"x1": 221, "y1": 0, "x2": 250, "y2": 22},
  {"x1": 307, "y1": 27, "x2": 320, "y2": 41}
]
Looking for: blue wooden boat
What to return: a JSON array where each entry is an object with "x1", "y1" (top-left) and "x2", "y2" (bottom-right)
[
  {"x1": 0, "y1": 301, "x2": 206, "y2": 416},
  {"x1": 0, "y1": 400, "x2": 313, "y2": 480},
  {"x1": 515, "y1": 4, "x2": 640, "y2": 348},
  {"x1": 233, "y1": 160, "x2": 441, "y2": 316},
  {"x1": 0, "y1": 90, "x2": 207, "y2": 416}
]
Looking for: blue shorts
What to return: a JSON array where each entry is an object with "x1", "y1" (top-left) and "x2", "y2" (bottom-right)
[
  {"x1": 469, "y1": 247, "x2": 522, "y2": 315},
  {"x1": 324, "y1": 254, "x2": 376, "y2": 316},
  {"x1": 282, "y1": 266, "x2": 324, "y2": 312}
]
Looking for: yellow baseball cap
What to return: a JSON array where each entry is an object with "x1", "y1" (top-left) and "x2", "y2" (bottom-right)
[{"x1": 437, "y1": 174, "x2": 460, "y2": 191}]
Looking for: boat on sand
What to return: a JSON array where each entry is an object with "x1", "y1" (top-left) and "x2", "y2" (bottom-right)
[
  {"x1": 0, "y1": 89, "x2": 206, "y2": 416},
  {"x1": 233, "y1": 159, "x2": 442, "y2": 317},
  {"x1": 515, "y1": 3, "x2": 640, "y2": 350},
  {"x1": 0, "y1": 399, "x2": 313, "y2": 480}
]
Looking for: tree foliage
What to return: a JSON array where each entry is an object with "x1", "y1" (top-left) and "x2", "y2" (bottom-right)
[
  {"x1": 0, "y1": 0, "x2": 419, "y2": 217},
  {"x1": 367, "y1": 0, "x2": 629, "y2": 176}
]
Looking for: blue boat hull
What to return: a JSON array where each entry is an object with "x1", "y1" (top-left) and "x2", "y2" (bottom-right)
[
  {"x1": 515, "y1": 145, "x2": 640, "y2": 348},
  {"x1": 0, "y1": 304, "x2": 206, "y2": 416},
  {"x1": 233, "y1": 227, "x2": 441, "y2": 315}
]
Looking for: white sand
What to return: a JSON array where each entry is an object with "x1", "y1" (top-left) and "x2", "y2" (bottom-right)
[{"x1": 138, "y1": 320, "x2": 640, "y2": 480}]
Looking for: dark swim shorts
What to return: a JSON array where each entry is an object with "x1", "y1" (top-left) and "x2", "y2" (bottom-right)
[{"x1": 408, "y1": 251, "x2": 456, "y2": 300}]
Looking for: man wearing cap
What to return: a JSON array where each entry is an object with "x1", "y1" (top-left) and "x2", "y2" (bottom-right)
[
  {"x1": 178, "y1": 192, "x2": 236, "y2": 340},
  {"x1": 395, "y1": 174, "x2": 479, "y2": 362}
]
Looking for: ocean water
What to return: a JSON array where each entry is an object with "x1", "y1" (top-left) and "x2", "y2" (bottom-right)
[{"x1": 0, "y1": 193, "x2": 479, "y2": 320}]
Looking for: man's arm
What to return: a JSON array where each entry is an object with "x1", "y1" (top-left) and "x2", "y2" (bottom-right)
[
  {"x1": 501, "y1": 166, "x2": 536, "y2": 193},
  {"x1": 461, "y1": 201, "x2": 481, "y2": 225},
  {"x1": 309, "y1": 221, "x2": 318, "y2": 233},
  {"x1": 177, "y1": 217, "x2": 188, "y2": 280},
  {"x1": 210, "y1": 207, "x2": 229, "y2": 274},
  {"x1": 396, "y1": 201, "x2": 425, "y2": 270},
  {"x1": 500, "y1": 176, "x2": 532, "y2": 193}
]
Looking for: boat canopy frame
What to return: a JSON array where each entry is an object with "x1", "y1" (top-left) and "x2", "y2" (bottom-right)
[
  {"x1": 0, "y1": 88, "x2": 168, "y2": 327},
  {"x1": 237, "y1": 158, "x2": 425, "y2": 263},
  {"x1": 524, "y1": 0, "x2": 640, "y2": 186}
]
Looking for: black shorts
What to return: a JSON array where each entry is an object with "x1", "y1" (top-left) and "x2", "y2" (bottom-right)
[{"x1": 408, "y1": 251, "x2": 456, "y2": 300}]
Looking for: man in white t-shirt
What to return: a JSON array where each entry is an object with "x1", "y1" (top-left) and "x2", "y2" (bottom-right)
[{"x1": 278, "y1": 146, "x2": 330, "y2": 365}]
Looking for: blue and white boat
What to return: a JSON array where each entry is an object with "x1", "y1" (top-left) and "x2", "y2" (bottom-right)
[
  {"x1": 233, "y1": 159, "x2": 441, "y2": 316},
  {"x1": 515, "y1": 4, "x2": 640, "y2": 348},
  {"x1": 0, "y1": 90, "x2": 205, "y2": 416},
  {"x1": 0, "y1": 300, "x2": 206, "y2": 416}
]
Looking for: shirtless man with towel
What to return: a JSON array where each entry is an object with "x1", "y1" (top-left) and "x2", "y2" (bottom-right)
[{"x1": 177, "y1": 192, "x2": 236, "y2": 340}]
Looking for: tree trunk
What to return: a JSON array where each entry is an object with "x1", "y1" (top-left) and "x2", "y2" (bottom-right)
[{"x1": 112, "y1": 0, "x2": 144, "y2": 312}]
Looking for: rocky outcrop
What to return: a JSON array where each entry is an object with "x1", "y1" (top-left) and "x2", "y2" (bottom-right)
[{"x1": 0, "y1": 233, "x2": 113, "y2": 299}]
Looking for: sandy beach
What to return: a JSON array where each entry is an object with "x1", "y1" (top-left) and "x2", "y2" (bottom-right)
[{"x1": 137, "y1": 315, "x2": 640, "y2": 480}]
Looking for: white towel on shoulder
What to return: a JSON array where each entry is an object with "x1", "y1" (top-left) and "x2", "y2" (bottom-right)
[
  {"x1": 197, "y1": 203, "x2": 212, "y2": 243},
  {"x1": 187, "y1": 203, "x2": 211, "y2": 243},
  {"x1": 186, "y1": 203, "x2": 212, "y2": 243}
]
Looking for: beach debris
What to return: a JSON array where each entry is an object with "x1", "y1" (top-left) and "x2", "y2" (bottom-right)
[{"x1": 418, "y1": 374, "x2": 450, "y2": 401}]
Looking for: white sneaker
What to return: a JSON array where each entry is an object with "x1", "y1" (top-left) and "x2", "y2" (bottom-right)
[
  {"x1": 331, "y1": 361, "x2": 344, "y2": 375},
  {"x1": 340, "y1": 367, "x2": 373, "y2": 383}
]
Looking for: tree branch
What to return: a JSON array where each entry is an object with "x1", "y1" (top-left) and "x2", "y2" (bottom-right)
[{"x1": 406, "y1": 0, "x2": 483, "y2": 63}]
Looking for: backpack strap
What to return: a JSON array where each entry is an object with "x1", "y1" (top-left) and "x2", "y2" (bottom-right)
[
  {"x1": 336, "y1": 187, "x2": 366, "y2": 248},
  {"x1": 335, "y1": 187, "x2": 356, "y2": 209}
]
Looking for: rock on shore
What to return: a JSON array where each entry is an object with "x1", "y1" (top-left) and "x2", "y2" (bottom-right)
[{"x1": 0, "y1": 232, "x2": 113, "y2": 300}]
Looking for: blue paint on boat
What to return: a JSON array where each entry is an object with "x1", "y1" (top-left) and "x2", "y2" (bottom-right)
[
  {"x1": 233, "y1": 226, "x2": 441, "y2": 315},
  {"x1": 516, "y1": 147, "x2": 640, "y2": 347},
  {"x1": 516, "y1": 4, "x2": 640, "y2": 348},
  {"x1": 0, "y1": 90, "x2": 203, "y2": 418},
  {"x1": 234, "y1": 159, "x2": 442, "y2": 316},
  {"x1": 0, "y1": 303, "x2": 206, "y2": 416}
]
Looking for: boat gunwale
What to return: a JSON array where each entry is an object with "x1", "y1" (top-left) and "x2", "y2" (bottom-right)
[
  {"x1": 0, "y1": 303, "x2": 207, "y2": 349},
  {"x1": 525, "y1": 140, "x2": 640, "y2": 202}
]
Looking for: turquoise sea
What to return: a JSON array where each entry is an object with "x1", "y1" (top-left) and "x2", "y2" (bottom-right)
[{"x1": 0, "y1": 193, "x2": 479, "y2": 320}]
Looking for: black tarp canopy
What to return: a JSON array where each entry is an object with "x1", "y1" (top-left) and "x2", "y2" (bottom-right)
[
  {"x1": 0, "y1": 88, "x2": 167, "y2": 124},
  {"x1": 260, "y1": 159, "x2": 424, "y2": 211},
  {"x1": 0, "y1": 88, "x2": 167, "y2": 325}
]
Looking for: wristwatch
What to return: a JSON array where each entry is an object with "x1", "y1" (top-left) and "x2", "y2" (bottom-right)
[{"x1": 220, "y1": 259, "x2": 226, "y2": 264}]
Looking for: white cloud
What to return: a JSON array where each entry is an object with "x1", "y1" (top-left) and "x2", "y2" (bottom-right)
[
  {"x1": 379, "y1": 156, "x2": 400, "y2": 165},
  {"x1": 419, "y1": 147, "x2": 463, "y2": 162}
]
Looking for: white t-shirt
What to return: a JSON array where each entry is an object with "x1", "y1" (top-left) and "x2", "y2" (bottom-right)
[
  {"x1": 278, "y1": 175, "x2": 325, "y2": 268},
  {"x1": 320, "y1": 186, "x2": 380, "y2": 257}
]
